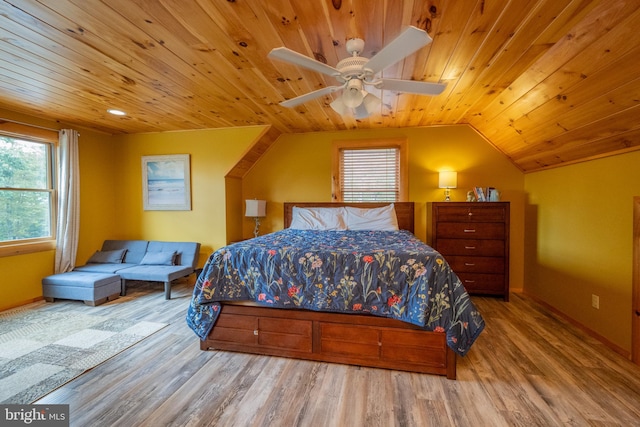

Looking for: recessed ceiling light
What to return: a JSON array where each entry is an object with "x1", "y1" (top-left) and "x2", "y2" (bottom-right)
[{"x1": 107, "y1": 109, "x2": 126, "y2": 116}]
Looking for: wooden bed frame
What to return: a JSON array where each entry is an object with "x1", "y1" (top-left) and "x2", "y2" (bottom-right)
[{"x1": 200, "y1": 202, "x2": 457, "y2": 379}]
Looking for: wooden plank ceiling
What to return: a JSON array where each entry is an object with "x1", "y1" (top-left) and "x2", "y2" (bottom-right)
[{"x1": 0, "y1": 0, "x2": 638, "y2": 173}]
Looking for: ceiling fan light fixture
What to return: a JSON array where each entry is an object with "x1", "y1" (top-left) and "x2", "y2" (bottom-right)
[
  {"x1": 342, "y1": 79, "x2": 364, "y2": 108},
  {"x1": 330, "y1": 97, "x2": 349, "y2": 115},
  {"x1": 353, "y1": 103, "x2": 370, "y2": 119},
  {"x1": 269, "y1": 26, "x2": 443, "y2": 112},
  {"x1": 362, "y1": 92, "x2": 381, "y2": 115},
  {"x1": 353, "y1": 92, "x2": 381, "y2": 119},
  {"x1": 331, "y1": 89, "x2": 381, "y2": 118}
]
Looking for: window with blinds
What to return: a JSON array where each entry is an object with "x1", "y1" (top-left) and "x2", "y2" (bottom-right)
[
  {"x1": 340, "y1": 148, "x2": 400, "y2": 202},
  {"x1": 332, "y1": 138, "x2": 407, "y2": 203}
]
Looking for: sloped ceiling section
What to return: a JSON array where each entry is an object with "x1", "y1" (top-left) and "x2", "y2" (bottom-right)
[
  {"x1": 0, "y1": 0, "x2": 638, "y2": 172},
  {"x1": 225, "y1": 126, "x2": 281, "y2": 179}
]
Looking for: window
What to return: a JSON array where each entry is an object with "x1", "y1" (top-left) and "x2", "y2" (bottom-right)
[
  {"x1": 332, "y1": 139, "x2": 407, "y2": 202},
  {"x1": 0, "y1": 126, "x2": 57, "y2": 255}
]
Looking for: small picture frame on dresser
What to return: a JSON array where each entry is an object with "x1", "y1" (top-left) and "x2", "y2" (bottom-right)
[
  {"x1": 473, "y1": 187, "x2": 486, "y2": 201},
  {"x1": 487, "y1": 187, "x2": 500, "y2": 202}
]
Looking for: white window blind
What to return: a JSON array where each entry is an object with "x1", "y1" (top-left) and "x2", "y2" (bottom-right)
[{"x1": 340, "y1": 148, "x2": 400, "y2": 202}]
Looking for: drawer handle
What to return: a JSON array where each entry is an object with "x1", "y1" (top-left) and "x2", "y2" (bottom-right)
[
  {"x1": 464, "y1": 229, "x2": 476, "y2": 233},
  {"x1": 254, "y1": 330, "x2": 259, "y2": 336},
  {"x1": 464, "y1": 280, "x2": 476, "y2": 283},
  {"x1": 464, "y1": 246, "x2": 476, "y2": 250},
  {"x1": 464, "y1": 263, "x2": 475, "y2": 266}
]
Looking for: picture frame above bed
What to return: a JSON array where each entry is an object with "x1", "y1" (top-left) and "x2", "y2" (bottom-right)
[{"x1": 142, "y1": 154, "x2": 191, "y2": 211}]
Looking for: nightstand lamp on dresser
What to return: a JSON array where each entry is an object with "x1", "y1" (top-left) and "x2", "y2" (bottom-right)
[
  {"x1": 432, "y1": 202, "x2": 510, "y2": 301},
  {"x1": 438, "y1": 171, "x2": 457, "y2": 201},
  {"x1": 245, "y1": 199, "x2": 267, "y2": 238}
]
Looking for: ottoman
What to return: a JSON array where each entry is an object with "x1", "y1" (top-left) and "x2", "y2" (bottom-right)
[{"x1": 42, "y1": 272, "x2": 121, "y2": 306}]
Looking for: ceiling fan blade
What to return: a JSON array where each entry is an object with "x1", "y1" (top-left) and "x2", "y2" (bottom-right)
[
  {"x1": 280, "y1": 85, "x2": 344, "y2": 108},
  {"x1": 365, "y1": 26, "x2": 433, "y2": 75},
  {"x1": 378, "y1": 78, "x2": 446, "y2": 95},
  {"x1": 268, "y1": 47, "x2": 339, "y2": 77}
]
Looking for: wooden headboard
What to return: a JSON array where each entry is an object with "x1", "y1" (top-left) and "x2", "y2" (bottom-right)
[{"x1": 283, "y1": 202, "x2": 415, "y2": 233}]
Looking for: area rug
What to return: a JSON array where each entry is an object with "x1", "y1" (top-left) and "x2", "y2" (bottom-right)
[{"x1": 0, "y1": 302, "x2": 167, "y2": 404}]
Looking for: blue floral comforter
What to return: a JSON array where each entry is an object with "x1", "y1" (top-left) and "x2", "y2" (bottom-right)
[{"x1": 186, "y1": 229, "x2": 484, "y2": 356}]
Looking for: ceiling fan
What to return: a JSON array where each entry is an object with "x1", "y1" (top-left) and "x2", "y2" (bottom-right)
[{"x1": 268, "y1": 26, "x2": 446, "y2": 118}]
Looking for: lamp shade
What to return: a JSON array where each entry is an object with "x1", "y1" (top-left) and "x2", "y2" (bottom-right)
[
  {"x1": 330, "y1": 97, "x2": 349, "y2": 115},
  {"x1": 342, "y1": 79, "x2": 364, "y2": 108},
  {"x1": 438, "y1": 171, "x2": 457, "y2": 189},
  {"x1": 362, "y1": 92, "x2": 381, "y2": 114},
  {"x1": 245, "y1": 199, "x2": 266, "y2": 217},
  {"x1": 354, "y1": 92, "x2": 382, "y2": 118},
  {"x1": 332, "y1": 91, "x2": 381, "y2": 118}
]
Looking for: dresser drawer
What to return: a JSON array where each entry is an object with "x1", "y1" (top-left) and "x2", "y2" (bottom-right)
[
  {"x1": 319, "y1": 323, "x2": 380, "y2": 359},
  {"x1": 381, "y1": 328, "x2": 447, "y2": 366},
  {"x1": 434, "y1": 205, "x2": 507, "y2": 222},
  {"x1": 257, "y1": 317, "x2": 312, "y2": 352},
  {"x1": 436, "y1": 239, "x2": 505, "y2": 257},
  {"x1": 446, "y1": 256, "x2": 504, "y2": 274},
  {"x1": 456, "y1": 273, "x2": 505, "y2": 293},
  {"x1": 210, "y1": 314, "x2": 313, "y2": 352},
  {"x1": 436, "y1": 222, "x2": 504, "y2": 239}
]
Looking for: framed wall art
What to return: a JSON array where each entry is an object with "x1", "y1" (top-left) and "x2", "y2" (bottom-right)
[{"x1": 142, "y1": 154, "x2": 191, "y2": 211}]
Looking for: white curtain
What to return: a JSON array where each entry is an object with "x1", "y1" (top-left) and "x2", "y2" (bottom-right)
[{"x1": 54, "y1": 129, "x2": 80, "y2": 274}]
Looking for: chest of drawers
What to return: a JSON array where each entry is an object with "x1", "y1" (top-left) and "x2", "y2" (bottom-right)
[{"x1": 431, "y1": 202, "x2": 510, "y2": 301}]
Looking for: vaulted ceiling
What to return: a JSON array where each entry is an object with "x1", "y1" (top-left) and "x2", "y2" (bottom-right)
[{"x1": 0, "y1": 0, "x2": 638, "y2": 172}]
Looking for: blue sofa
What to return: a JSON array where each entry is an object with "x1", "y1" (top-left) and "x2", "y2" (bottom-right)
[{"x1": 43, "y1": 240, "x2": 200, "y2": 304}]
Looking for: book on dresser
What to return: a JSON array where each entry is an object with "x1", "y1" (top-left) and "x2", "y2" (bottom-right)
[{"x1": 431, "y1": 202, "x2": 510, "y2": 301}]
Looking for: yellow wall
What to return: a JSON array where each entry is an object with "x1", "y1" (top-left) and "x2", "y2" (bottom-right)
[
  {"x1": 76, "y1": 131, "x2": 120, "y2": 263},
  {"x1": 524, "y1": 151, "x2": 640, "y2": 352},
  {"x1": 242, "y1": 125, "x2": 526, "y2": 291},
  {"x1": 112, "y1": 126, "x2": 265, "y2": 265},
  {"x1": 0, "y1": 251, "x2": 55, "y2": 311},
  {"x1": 225, "y1": 177, "x2": 244, "y2": 243}
]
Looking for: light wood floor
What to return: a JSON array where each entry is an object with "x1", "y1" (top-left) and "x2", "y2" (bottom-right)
[{"x1": 34, "y1": 280, "x2": 640, "y2": 427}]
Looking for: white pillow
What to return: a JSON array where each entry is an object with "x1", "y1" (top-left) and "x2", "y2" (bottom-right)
[
  {"x1": 289, "y1": 206, "x2": 347, "y2": 230},
  {"x1": 345, "y1": 204, "x2": 399, "y2": 231}
]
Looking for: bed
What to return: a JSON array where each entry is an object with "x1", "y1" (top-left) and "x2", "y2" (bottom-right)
[{"x1": 187, "y1": 202, "x2": 485, "y2": 379}]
